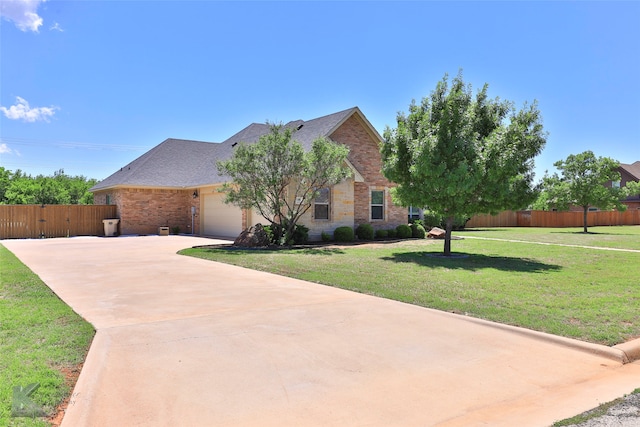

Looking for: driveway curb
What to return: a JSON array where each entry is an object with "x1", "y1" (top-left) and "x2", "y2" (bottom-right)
[
  {"x1": 614, "y1": 338, "x2": 640, "y2": 363},
  {"x1": 456, "y1": 314, "x2": 633, "y2": 364}
]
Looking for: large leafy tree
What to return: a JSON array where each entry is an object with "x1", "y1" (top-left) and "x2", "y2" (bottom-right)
[
  {"x1": 0, "y1": 167, "x2": 10, "y2": 202},
  {"x1": 382, "y1": 71, "x2": 547, "y2": 256},
  {"x1": 0, "y1": 168, "x2": 97, "y2": 205},
  {"x1": 540, "y1": 151, "x2": 640, "y2": 233},
  {"x1": 217, "y1": 123, "x2": 352, "y2": 245}
]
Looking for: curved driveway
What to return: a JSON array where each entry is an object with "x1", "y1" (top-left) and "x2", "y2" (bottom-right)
[{"x1": 4, "y1": 236, "x2": 640, "y2": 426}]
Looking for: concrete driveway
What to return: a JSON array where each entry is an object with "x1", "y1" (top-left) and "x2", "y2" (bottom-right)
[{"x1": 3, "y1": 236, "x2": 640, "y2": 426}]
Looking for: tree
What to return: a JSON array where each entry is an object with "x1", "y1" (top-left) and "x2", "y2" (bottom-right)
[
  {"x1": 217, "y1": 123, "x2": 352, "y2": 245},
  {"x1": 52, "y1": 169, "x2": 98, "y2": 204},
  {"x1": 0, "y1": 167, "x2": 11, "y2": 203},
  {"x1": 381, "y1": 71, "x2": 547, "y2": 256},
  {"x1": 540, "y1": 151, "x2": 640, "y2": 233},
  {"x1": 0, "y1": 168, "x2": 97, "y2": 205}
]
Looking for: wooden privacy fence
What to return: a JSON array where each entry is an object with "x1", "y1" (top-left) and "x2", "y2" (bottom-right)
[
  {"x1": 467, "y1": 209, "x2": 640, "y2": 228},
  {"x1": 0, "y1": 205, "x2": 118, "y2": 239}
]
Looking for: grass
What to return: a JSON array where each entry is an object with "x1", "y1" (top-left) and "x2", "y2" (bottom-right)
[
  {"x1": 460, "y1": 225, "x2": 640, "y2": 250},
  {"x1": 180, "y1": 226, "x2": 640, "y2": 346},
  {"x1": 0, "y1": 244, "x2": 95, "y2": 426},
  {"x1": 553, "y1": 388, "x2": 640, "y2": 426}
]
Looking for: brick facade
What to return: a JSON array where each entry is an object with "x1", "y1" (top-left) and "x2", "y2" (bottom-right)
[
  {"x1": 92, "y1": 109, "x2": 408, "y2": 239},
  {"x1": 94, "y1": 188, "x2": 200, "y2": 235},
  {"x1": 330, "y1": 114, "x2": 406, "y2": 230},
  {"x1": 619, "y1": 167, "x2": 640, "y2": 209}
]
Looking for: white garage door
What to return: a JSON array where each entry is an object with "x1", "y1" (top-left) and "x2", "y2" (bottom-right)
[{"x1": 203, "y1": 193, "x2": 243, "y2": 238}]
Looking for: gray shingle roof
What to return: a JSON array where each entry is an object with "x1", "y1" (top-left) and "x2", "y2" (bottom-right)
[
  {"x1": 91, "y1": 107, "x2": 364, "y2": 191},
  {"x1": 620, "y1": 161, "x2": 640, "y2": 180}
]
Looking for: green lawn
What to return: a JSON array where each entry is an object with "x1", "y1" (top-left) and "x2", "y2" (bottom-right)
[
  {"x1": 0, "y1": 245, "x2": 95, "y2": 426},
  {"x1": 181, "y1": 226, "x2": 640, "y2": 346},
  {"x1": 461, "y1": 225, "x2": 640, "y2": 250}
]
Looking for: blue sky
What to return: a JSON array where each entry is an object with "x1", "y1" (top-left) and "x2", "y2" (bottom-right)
[{"x1": 1, "y1": 1, "x2": 639, "y2": 182}]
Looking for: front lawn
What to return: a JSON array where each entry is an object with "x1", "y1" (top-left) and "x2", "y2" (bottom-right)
[
  {"x1": 0, "y1": 245, "x2": 95, "y2": 426},
  {"x1": 180, "y1": 228, "x2": 640, "y2": 346},
  {"x1": 460, "y1": 225, "x2": 640, "y2": 250}
]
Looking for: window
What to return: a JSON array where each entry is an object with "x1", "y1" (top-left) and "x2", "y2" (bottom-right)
[
  {"x1": 371, "y1": 190, "x2": 384, "y2": 220},
  {"x1": 106, "y1": 194, "x2": 111, "y2": 205},
  {"x1": 314, "y1": 188, "x2": 330, "y2": 220},
  {"x1": 408, "y1": 206, "x2": 421, "y2": 220},
  {"x1": 612, "y1": 181, "x2": 621, "y2": 189}
]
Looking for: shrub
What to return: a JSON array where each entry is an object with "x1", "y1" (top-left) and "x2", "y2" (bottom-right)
[
  {"x1": 411, "y1": 223, "x2": 426, "y2": 238},
  {"x1": 321, "y1": 231, "x2": 332, "y2": 242},
  {"x1": 409, "y1": 219, "x2": 425, "y2": 228},
  {"x1": 171, "y1": 226, "x2": 181, "y2": 235},
  {"x1": 263, "y1": 223, "x2": 309, "y2": 245},
  {"x1": 422, "y1": 211, "x2": 442, "y2": 229},
  {"x1": 375, "y1": 229, "x2": 388, "y2": 238},
  {"x1": 333, "y1": 226, "x2": 354, "y2": 242},
  {"x1": 386, "y1": 228, "x2": 397, "y2": 238},
  {"x1": 292, "y1": 224, "x2": 309, "y2": 244},
  {"x1": 451, "y1": 215, "x2": 470, "y2": 231},
  {"x1": 421, "y1": 211, "x2": 469, "y2": 231},
  {"x1": 263, "y1": 224, "x2": 275, "y2": 244},
  {"x1": 355, "y1": 223, "x2": 374, "y2": 240},
  {"x1": 396, "y1": 224, "x2": 412, "y2": 238}
]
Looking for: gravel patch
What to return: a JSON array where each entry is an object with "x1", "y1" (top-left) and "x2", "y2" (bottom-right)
[{"x1": 561, "y1": 392, "x2": 640, "y2": 427}]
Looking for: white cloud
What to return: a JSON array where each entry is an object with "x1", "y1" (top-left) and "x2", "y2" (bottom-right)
[
  {"x1": 0, "y1": 143, "x2": 12, "y2": 154},
  {"x1": 0, "y1": 0, "x2": 46, "y2": 33},
  {"x1": 50, "y1": 21, "x2": 63, "y2": 32},
  {"x1": 0, "y1": 96, "x2": 59, "y2": 122}
]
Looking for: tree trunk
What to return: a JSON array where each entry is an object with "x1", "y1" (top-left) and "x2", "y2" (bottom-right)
[
  {"x1": 583, "y1": 206, "x2": 588, "y2": 233},
  {"x1": 444, "y1": 215, "x2": 454, "y2": 256}
]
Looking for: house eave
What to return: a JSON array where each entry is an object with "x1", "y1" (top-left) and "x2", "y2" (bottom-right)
[
  {"x1": 91, "y1": 184, "x2": 201, "y2": 192},
  {"x1": 344, "y1": 159, "x2": 365, "y2": 182}
]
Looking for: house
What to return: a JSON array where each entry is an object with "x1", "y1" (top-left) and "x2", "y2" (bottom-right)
[
  {"x1": 90, "y1": 107, "x2": 407, "y2": 239},
  {"x1": 617, "y1": 161, "x2": 640, "y2": 209}
]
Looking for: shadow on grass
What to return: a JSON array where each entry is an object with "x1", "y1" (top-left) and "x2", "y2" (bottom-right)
[
  {"x1": 550, "y1": 231, "x2": 633, "y2": 236},
  {"x1": 381, "y1": 251, "x2": 562, "y2": 273}
]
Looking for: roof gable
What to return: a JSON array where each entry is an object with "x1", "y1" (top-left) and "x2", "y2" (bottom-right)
[
  {"x1": 620, "y1": 161, "x2": 640, "y2": 180},
  {"x1": 91, "y1": 107, "x2": 372, "y2": 191}
]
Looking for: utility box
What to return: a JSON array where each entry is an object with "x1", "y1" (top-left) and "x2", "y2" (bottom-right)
[
  {"x1": 102, "y1": 219, "x2": 120, "y2": 237},
  {"x1": 158, "y1": 226, "x2": 170, "y2": 236}
]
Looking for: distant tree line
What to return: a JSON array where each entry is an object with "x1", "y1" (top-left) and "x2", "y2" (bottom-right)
[{"x1": 0, "y1": 167, "x2": 97, "y2": 205}]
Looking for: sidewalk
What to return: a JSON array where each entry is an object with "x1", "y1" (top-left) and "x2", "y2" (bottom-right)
[
  {"x1": 462, "y1": 235, "x2": 640, "y2": 253},
  {"x1": 3, "y1": 236, "x2": 640, "y2": 426}
]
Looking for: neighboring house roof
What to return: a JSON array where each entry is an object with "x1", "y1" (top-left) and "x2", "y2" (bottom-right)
[
  {"x1": 91, "y1": 107, "x2": 376, "y2": 192},
  {"x1": 620, "y1": 161, "x2": 640, "y2": 180}
]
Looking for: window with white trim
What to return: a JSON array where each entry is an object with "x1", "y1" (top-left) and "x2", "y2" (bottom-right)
[
  {"x1": 371, "y1": 190, "x2": 384, "y2": 220},
  {"x1": 314, "y1": 188, "x2": 330, "y2": 220}
]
